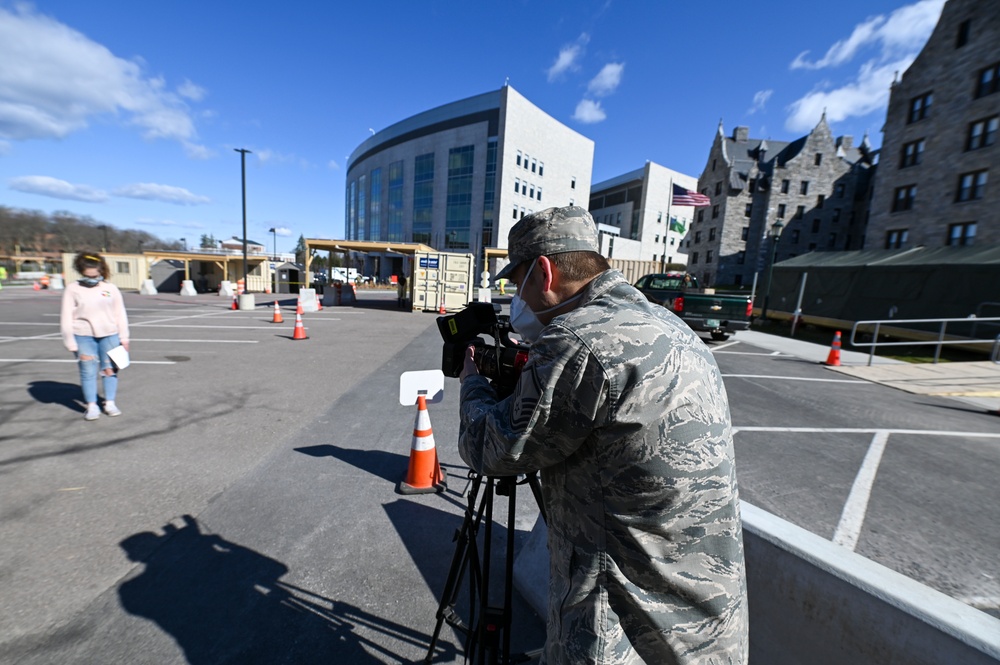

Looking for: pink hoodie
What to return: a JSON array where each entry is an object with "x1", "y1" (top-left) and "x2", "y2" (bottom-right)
[{"x1": 60, "y1": 280, "x2": 130, "y2": 352}]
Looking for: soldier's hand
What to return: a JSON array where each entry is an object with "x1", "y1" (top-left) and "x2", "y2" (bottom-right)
[{"x1": 459, "y1": 345, "x2": 479, "y2": 383}]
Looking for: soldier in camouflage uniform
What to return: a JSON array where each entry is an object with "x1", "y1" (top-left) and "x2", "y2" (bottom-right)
[{"x1": 458, "y1": 206, "x2": 748, "y2": 664}]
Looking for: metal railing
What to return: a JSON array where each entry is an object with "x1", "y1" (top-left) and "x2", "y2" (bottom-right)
[{"x1": 849, "y1": 316, "x2": 1000, "y2": 366}]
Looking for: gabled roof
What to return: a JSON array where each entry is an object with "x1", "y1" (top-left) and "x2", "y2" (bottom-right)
[{"x1": 776, "y1": 246, "x2": 1000, "y2": 268}]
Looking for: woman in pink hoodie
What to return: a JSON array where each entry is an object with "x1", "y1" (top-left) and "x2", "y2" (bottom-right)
[{"x1": 60, "y1": 252, "x2": 131, "y2": 421}]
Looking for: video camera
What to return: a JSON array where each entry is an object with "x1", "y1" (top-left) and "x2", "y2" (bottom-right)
[{"x1": 437, "y1": 302, "x2": 529, "y2": 398}]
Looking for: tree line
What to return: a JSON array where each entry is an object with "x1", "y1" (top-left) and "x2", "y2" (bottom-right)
[{"x1": 0, "y1": 206, "x2": 189, "y2": 256}]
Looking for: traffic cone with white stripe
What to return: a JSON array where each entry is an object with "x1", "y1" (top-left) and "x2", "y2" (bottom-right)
[
  {"x1": 823, "y1": 331, "x2": 842, "y2": 366},
  {"x1": 231, "y1": 294, "x2": 239, "y2": 311},
  {"x1": 291, "y1": 312, "x2": 308, "y2": 340},
  {"x1": 398, "y1": 396, "x2": 446, "y2": 495},
  {"x1": 439, "y1": 296, "x2": 446, "y2": 315},
  {"x1": 271, "y1": 300, "x2": 283, "y2": 324},
  {"x1": 296, "y1": 301, "x2": 304, "y2": 315}
]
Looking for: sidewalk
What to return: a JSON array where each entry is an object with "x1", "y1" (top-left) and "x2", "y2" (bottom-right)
[{"x1": 737, "y1": 330, "x2": 1000, "y2": 414}]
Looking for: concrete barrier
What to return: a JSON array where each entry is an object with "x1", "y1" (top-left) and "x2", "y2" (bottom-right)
[
  {"x1": 179, "y1": 279, "x2": 197, "y2": 296},
  {"x1": 512, "y1": 503, "x2": 1000, "y2": 663},
  {"x1": 298, "y1": 288, "x2": 319, "y2": 312},
  {"x1": 139, "y1": 279, "x2": 158, "y2": 295}
]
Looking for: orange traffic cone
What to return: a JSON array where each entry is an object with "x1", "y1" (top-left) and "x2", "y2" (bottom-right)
[
  {"x1": 32, "y1": 281, "x2": 40, "y2": 291},
  {"x1": 231, "y1": 294, "x2": 239, "y2": 310},
  {"x1": 439, "y1": 296, "x2": 446, "y2": 315},
  {"x1": 296, "y1": 301, "x2": 304, "y2": 315},
  {"x1": 823, "y1": 331, "x2": 842, "y2": 366},
  {"x1": 316, "y1": 298, "x2": 323, "y2": 311},
  {"x1": 291, "y1": 313, "x2": 308, "y2": 340},
  {"x1": 398, "y1": 396, "x2": 446, "y2": 495},
  {"x1": 271, "y1": 300, "x2": 283, "y2": 324}
]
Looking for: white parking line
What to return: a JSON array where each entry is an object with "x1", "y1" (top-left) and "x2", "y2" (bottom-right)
[
  {"x1": 833, "y1": 430, "x2": 889, "y2": 551},
  {"x1": 710, "y1": 340, "x2": 741, "y2": 352},
  {"x1": 131, "y1": 338, "x2": 259, "y2": 343},
  {"x1": 0, "y1": 358, "x2": 176, "y2": 365},
  {"x1": 734, "y1": 426, "x2": 1000, "y2": 438},
  {"x1": 722, "y1": 374, "x2": 866, "y2": 383}
]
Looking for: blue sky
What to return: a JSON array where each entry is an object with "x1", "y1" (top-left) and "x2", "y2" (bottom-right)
[{"x1": 0, "y1": 0, "x2": 945, "y2": 253}]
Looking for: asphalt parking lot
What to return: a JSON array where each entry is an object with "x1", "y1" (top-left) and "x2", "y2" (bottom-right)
[{"x1": 1, "y1": 286, "x2": 998, "y2": 663}]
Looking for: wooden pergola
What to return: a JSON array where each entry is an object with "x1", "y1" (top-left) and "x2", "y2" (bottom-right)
[
  {"x1": 141, "y1": 250, "x2": 267, "y2": 281},
  {"x1": 303, "y1": 239, "x2": 438, "y2": 277}
]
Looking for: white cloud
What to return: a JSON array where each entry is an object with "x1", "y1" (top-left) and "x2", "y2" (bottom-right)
[
  {"x1": 135, "y1": 217, "x2": 206, "y2": 229},
  {"x1": 547, "y1": 33, "x2": 589, "y2": 82},
  {"x1": 113, "y1": 183, "x2": 211, "y2": 205},
  {"x1": 785, "y1": 0, "x2": 943, "y2": 132},
  {"x1": 587, "y1": 63, "x2": 624, "y2": 97},
  {"x1": 328, "y1": 159, "x2": 340, "y2": 170},
  {"x1": 183, "y1": 142, "x2": 215, "y2": 159},
  {"x1": 785, "y1": 59, "x2": 909, "y2": 132},
  {"x1": 791, "y1": 0, "x2": 944, "y2": 70},
  {"x1": 9, "y1": 175, "x2": 108, "y2": 202},
  {"x1": 748, "y1": 89, "x2": 773, "y2": 115},
  {"x1": 0, "y1": 5, "x2": 202, "y2": 146},
  {"x1": 572, "y1": 99, "x2": 606, "y2": 124},
  {"x1": 256, "y1": 149, "x2": 295, "y2": 165},
  {"x1": 0, "y1": 140, "x2": 9, "y2": 155},
  {"x1": 270, "y1": 226, "x2": 293, "y2": 237},
  {"x1": 177, "y1": 79, "x2": 206, "y2": 101}
]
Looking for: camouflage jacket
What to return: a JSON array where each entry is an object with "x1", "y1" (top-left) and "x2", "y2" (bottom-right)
[{"x1": 459, "y1": 270, "x2": 748, "y2": 665}]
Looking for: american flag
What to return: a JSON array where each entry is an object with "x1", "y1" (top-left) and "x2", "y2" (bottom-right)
[{"x1": 672, "y1": 184, "x2": 711, "y2": 207}]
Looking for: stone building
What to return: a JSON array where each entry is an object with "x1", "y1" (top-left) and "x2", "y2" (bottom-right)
[
  {"x1": 691, "y1": 120, "x2": 874, "y2": 287},
  {"x1": 588, "y1": 161, "x2": 695, "y2": 267},
  {"x1": 867, "y1": 0, "x2": 1000, "y2": 248},
  {"x1": 345, "y1": 85, "x2": 594, "y2": 279}
]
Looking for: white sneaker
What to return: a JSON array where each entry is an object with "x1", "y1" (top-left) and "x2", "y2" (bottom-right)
[
  {"x1": 104, "y1": 401, "x2": 122, "y2": 417},
  {"x1": 84, "y1": 404, "x2": 101, "y2": 421}
]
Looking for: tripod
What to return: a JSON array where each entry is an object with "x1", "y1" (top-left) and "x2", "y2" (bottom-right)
[{"x1": 424, "y1": 471, "x2": 545, "y2": 665}]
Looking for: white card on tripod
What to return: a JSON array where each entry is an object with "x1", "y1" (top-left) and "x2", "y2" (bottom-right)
[{"x1": 399, "y1": 370, "x2": 444, "y2": 405}]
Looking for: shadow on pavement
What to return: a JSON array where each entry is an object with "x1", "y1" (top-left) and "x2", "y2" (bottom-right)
[
  {"x1": 295, "y1": 444, "x2": 410, "y2": 484},
  {"x1": 28, "y1": 380, "x2": 84, "y2": 412},
  {"x1": 118, "y1": 515, "x2": 445, "y2": 664}
]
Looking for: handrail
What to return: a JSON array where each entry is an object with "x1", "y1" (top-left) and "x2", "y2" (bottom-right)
[
  {"x1": 849, "y1": 316, "x2": 1000, "y2": 366},
  {"x1": 993, "y1": 334, "x2": 1000, "y2": 365}
]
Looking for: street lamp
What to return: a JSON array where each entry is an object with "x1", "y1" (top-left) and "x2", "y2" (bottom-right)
[
  {"x1": 180, "y1": 237, "x2": 186, "y2": 251},
  {"x1": 99, "y1": 225, "x2": 108, "y2": 252},
  {"x1": 268, "y1": 227, "x2": 277, "y2": 260},
  {"x1": 234, "y1": 148, "x2": 252, "y2": 291},
  {"x1": 760, "y1": 220, "x2": 784, "y2": 323}
]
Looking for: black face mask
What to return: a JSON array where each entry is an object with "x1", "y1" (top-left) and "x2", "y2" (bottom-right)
[{"x1": 79, "y1": 277, "x2": 103, "y2": 287}]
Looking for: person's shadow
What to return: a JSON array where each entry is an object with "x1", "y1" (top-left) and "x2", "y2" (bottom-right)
[
  {"x1": 119, "y1": 515, "x2": 451, "y2": 664},
  {"x1": 28, "y1": 380, "x2": 84, "y2": 413}
]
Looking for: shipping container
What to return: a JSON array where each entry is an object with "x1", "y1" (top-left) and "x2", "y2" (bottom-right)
[{"x1": 411, "y1": 251, "x2": 474, "y2": 312}]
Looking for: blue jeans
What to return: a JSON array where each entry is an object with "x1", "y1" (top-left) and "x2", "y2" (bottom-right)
[{"x1": 75, "y1": 334, "x2": 120, "y2": 404}]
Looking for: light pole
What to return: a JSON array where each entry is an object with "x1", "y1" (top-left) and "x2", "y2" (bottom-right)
[
  {"x1": 99, "y1": 225, "x2": 108, "y2": 252},
  {"x1": 180, "y1": 237, "x2": 186, "y2": 251},
  {"x1": 268, "y1": 227, "x2": 277, "y2": 260},
  {"x1": 760, "y1": 220, "x2": 784, "y2": 323},
  {"x1": 234, "y1": 148, "x2": 252, "y2": 291}
]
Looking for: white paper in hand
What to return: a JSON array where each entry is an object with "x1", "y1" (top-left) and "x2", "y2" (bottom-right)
[{"x1": 107, "y1": 345, "x2": 130, "y2": 370}]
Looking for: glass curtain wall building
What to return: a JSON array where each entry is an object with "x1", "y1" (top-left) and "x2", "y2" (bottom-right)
[{"x1": 345, "y1": 85, "x2": 594, "y2": 279}]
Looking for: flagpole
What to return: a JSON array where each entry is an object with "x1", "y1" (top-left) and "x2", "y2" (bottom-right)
[{"x1": 662, "y1": 178, "x2": 672, "y2": 272}]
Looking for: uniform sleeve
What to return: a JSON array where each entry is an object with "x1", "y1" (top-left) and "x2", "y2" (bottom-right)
[
  {"x1": 60, "y1": 286, "x2": 78, "y2": 352},
  {"x1": 114, "y1": 286, "x2": 130, "y2": 343},
  {"x1": 458, "y1": 324, "x2": 609, "y2": 476}
]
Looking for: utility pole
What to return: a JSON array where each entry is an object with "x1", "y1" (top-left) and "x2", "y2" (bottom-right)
[{"x1": 234, "y1": 148, "x2": 252, "y2": 290}]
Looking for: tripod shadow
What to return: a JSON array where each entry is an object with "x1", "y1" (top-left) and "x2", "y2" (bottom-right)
[
  {"x1": 28, "y1": 380, "x2": 85, "y2": 413},
  {"x1": 119, "y1": 515, "x2": 445, "y2": 664}
]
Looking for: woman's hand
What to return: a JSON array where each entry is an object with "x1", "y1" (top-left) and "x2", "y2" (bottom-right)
[{"x1": 122, "y1": 341, "x2": 130, "y2": 352}]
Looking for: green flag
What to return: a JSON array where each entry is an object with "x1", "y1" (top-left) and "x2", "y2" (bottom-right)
[{"x1": 669, "y1": 217, "x2": 685, "y2": 234}]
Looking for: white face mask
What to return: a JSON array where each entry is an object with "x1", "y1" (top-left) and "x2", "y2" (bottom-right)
[{"x1": 509, "y1": 258, "x2": 583, "y2": 343}]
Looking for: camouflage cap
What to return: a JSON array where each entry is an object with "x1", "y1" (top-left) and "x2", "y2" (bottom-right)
[{"x1": 496, "y1": 206, "x2": 599, "y2": 280}]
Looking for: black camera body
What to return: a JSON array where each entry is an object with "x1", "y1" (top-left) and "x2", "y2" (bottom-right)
[{"x1": 437, "y1": 302, "x2": 529, "y2": 397}]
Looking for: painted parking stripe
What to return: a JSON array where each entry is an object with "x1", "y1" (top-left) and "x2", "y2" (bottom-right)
[
  {"x1": 734, "y1": 426, "x2": 1000, "y2": 438},
  {"x1": 833, "y1": 430, "x2": 890, "y2": 551},
  {"x1": 0, "y1": 358, "x2": 176, "y2": 365},
  {"x1": 722, "y1": 374, "x2": 867, "y2": 383}
]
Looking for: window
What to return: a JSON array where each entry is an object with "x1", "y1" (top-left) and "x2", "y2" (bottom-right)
[
  {"x1": 712, "y1": 205, "x2": 719, "y2": 219},
  {"x1": 828, "y1": 233, "x2": 837, "y2": 249},
  {"x1": 800, "y1": 181, "x2": 810, "y2": 195},
  {"x1": 956, "y1": 170, "x2": 987, "y2": 202},
  {"x1": 908, "y1": 92, "x2": 933, "y2": 123},
  {"x1": 795, "y1": 205, "x2": 805, "y2": 219},
  {"x1": 832, "y1": 208, "x2": 841, "y2": 223},
  {"x1": 537, "y1": 187, "x2": 542, "y2": 201},
  {"x1": 900, "y1": 139, "x2": 925, "y2": 167},
  {"x1": 514, "y1": 179, "x2": 520, "y2": 194},
  {"x1": 529, "y1": 185, "x2": 534, "y2": 198},
  {"x1": 697, "y1": 209, "x2": 705, "y2": 223},
  {"x1": 741, "y1": 226, "x2": 749, "y2": 241},
  {"x1": 715, "y1": 181, "x2": 722, "y2": 196},
  {"x1": 814, "y1": 153, "x2": 823, "y2": 166},
  {"x1": 811, "y1": 219, "x2": 821, "y2": 234},
  {"x1": 744, "y1": 203, "x2": 752, "y2": 217},
  {"x1": 816, "y1": 195, "x2": 825, "y2": 209},
  {"x1": 892, "y1": 185, "x2": 917, "y2": 212},
  {"x1": 967, "y1": 116, "x2": 999, "y2": 150},
  {"x1": 569, "y1": 198, "x2": 574, "y2": 205},
  {"x1": 513, "y1": 207, "x2": 518, "y2": 219},
  {"x1": 116, "y1": 262, "x2": 130, "y2": 274},
  {"x1": 957, "y1": 19, "x2": 971, "y2": 48},
  {"x1": 835, "y1": 182, "x2": 846, "y2": 198},
  {"x1": 539, "y1": 162, "x2": 544, "y2": 176},
  {"x1": 691, "y1": 252, "x2": 699, "y2": 264},
  {"x1": 657, "y1": 212, "x2": 662, "y2": 224},
  {"x1": 791, "y1": 229, "x2": 801, "y2": 244},
  {"x1": 976, "y1": 62, "x2": 1000, "y2": 98},
  {"x1": 531, "y1": 158, "x2": 537, "y2": 173},
  {"x1": 712, "y1": 159, "x2": 716, "y2": 171},
  {"x1": 781, "y1": 179, "x2": 790, "y2": 194},
  {"x1": 516, "y1": 151, "x2": 522, "y2": 167},
  {"x1": 948, "y1": 222, "x2": 977, "y2": 246},
  {"x1": 808, "y1": 243, "x2": 817, "y2": 251},
  {"x1": 886, "y1": 229, "x2": 908, "y2": 249},
  {"x1": 737, "y1": 250, "x2": 746, "y2": 265},
  {"x1": 523, "y1": 154, "x2": 528, "y2": 169},
  {"x1": 709, "y1": 228, "x2": 717, "y2": 241},
  {"x1": 777, "y1": 203, "x2": 786, "y2": 218},
  {"x1": 654, "y1": 235, "x2": 660, "y2": 243},
  {"x1": 706, "y1": 250, "x2": 714, "y2": 263},
  {"x1": 694, "y1": 231, "x2": 702, "y2": 243},
  {"x1": 571, "y1": 176, "x2": 576, "y2": 189},
  {"x1": 412, "y1": 153, "x2": 435, "y2": 245}
]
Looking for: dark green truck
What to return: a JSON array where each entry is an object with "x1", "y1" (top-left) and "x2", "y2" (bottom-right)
[{"x1": 633, "y1": 272, "x2": 753, "y2": 341}]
